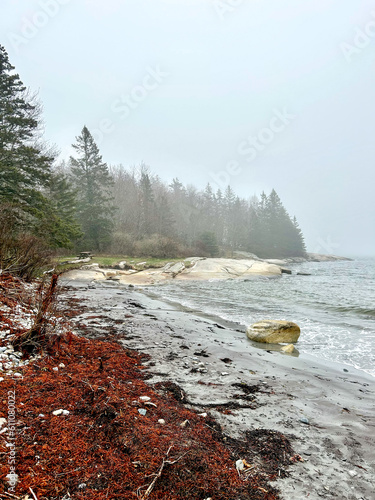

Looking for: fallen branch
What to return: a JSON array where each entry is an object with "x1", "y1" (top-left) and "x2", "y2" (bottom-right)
[
  {"x1": 29, "y1": 487, "x2": 38, "y2": 500},
  {"x1": 12, "y1": 274, "x2": 58, "y2": 352},
  {"x1": 136, "y1": 446, "x2": 189, "y2": 500}
]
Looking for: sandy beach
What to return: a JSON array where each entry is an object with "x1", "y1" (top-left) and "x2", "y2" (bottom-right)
[{"x1": 59, "y1": 274, "x2": 375, "y2": 500}]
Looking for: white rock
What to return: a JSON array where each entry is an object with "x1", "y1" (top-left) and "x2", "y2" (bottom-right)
[
  {"x1": 52, "y1": 409, "x2": 63, "y2": 416},
  {"x1": 62, "y1": 410, "x2": 70, "y2": 415},
  {"x1": 52, "y1": 367, "x2": 59, "y2": 372},
  {"x1": 0, "y1": 417, "x2": 7, "y2": 428},
  {"x1": 139, "y1": 396, "x2": 151, "y2": 401},
  {"x1": 38, "y1": 414, "x2": 45, "y2": 418},
  {"x1": 198, "y1": 412, "x2": 207, "y2": 417},
  {"x1": 158, "y1": 419, "x2": 166, "y2": 425},
  {"x1": 58, "y1": 363, "x2": 66, "y2": 368},
  {"x1": 13, "y1": 372, "x2": 22, "y2": 378},
  {"x1": 221, "y1": 372, "x2": 229, "y2": 376},
  {"x1": 236, "y1": 459, "x2": 244, "y2": 471}
]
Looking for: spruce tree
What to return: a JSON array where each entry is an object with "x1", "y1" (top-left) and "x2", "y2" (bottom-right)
[
  {"x1": 0, "y1": 45, "x2": 53, "y2": 223},
  {"x1": 70, "y1": 126, "x2": 114, "y2": 251}
]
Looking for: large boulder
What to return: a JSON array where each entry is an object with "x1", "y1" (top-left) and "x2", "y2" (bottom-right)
[{"x1": 246, "y1": 320, "x2": 300, "y2": 344}]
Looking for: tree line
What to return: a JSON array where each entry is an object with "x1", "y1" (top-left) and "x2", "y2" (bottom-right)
[{"x1": 0, "y1": 45, "x2": 305, "y2": 277}]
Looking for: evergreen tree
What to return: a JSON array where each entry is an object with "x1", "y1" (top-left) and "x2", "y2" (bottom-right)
[
  {"x1": 38, "y1": 173, "x2": 82, "y2": 248},
  {"x1": 0, "y1": 44, "x2": 53, "y2": 223},
  {"x1": 70, "y1": 126, "x2": 114, "y2": 251}
]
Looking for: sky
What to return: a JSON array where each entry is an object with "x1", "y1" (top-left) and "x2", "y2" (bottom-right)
[{"x1": 1, "y1": 0, "x2": 375, "y2": 256}]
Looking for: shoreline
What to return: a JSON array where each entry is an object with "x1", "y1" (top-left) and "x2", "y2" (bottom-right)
[{"x1": 60, "y1": 277, "x2": 375, "y2": 500}]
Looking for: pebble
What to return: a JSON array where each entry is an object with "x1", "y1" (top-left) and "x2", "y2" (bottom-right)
[
  {"x1": 221, "y1": 372, "x2": 229, "y2": 376},
  {"x1": 158, "y1": 419, "x2": 166, "y2": 425},
  {"x1": 139, "y1": 396, "x2": 150, "y2": 401},
  {"x1": 198, "y1": 412, "x2": 207, "y2": 418},
  {"x1": 53, "y1": 367, "x2": 59, "y2": 372},
  {"x1": 0, "y1": 418, "x2": 7, "y2": 428},
  {"x1": 13, "y1": 372, "x2": 22, "y2": 378},
  {"x1": 300, "y1": 417, "x2": 310, "y2": 425},
  {"x1": 59, "y1": 363, "x2": 66, "y2": 368},
  {"x1": 138, "y1": 409, "x2": 147, "y2": 416},
  {"x1": 52, "y1": 409, "x2": 70, "y2": 416}
]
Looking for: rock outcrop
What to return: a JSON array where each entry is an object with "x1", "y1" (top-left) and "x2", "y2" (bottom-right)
[{"x1": 246, "y1": 320, "x2": 300, "y2": 344}]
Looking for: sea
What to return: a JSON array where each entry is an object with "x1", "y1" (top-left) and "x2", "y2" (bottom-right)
[{"x1": 146, "y1": 257, "x2": 375, "y2": 378}]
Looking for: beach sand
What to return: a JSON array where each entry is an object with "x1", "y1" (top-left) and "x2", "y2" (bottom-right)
[{"x1": 60, "y1": 276, "x2": 375, "y2": 500}]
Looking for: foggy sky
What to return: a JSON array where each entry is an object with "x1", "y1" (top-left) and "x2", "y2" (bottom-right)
[{"x1": 1, "y1": 0, "x2": 375, "y2": 256}]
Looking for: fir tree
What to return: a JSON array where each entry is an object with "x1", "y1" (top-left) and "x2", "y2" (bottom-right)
[
  {"x1": 0, "y1": 45, "x2": 53, "y2": 223},
  {"x1": 70, "y1": 126, "x2": 114, "y2": 251}
]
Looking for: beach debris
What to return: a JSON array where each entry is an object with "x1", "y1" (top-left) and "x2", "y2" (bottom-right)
[
  {"x1": 59, "y1": 363, "x2": 66, "y2": 368},
  {"x1": 138, "y1": 408, "x2": 147, "y2": 416},
  {"x1": 139, "y1": 396, "x2": 151, "y2": 401},
  {"x1": 158, "y1": 419, "x2": 165, "y2": 425},
  {"x1": 180, "y1": 419, "x2": 189, "y2": 428},
  {"x1": 53, "y1": 366, "x2": 59, "y2": 371},
  {"x1": 198, "y1": 412, "x2": 208, "y2": 417},
  {"x1": 289, "y1": 454, "x2": 304, "y2": 463},
  {"x1": 0, "y1": 417, "x2": 6, "y2": 428},
  {"x1": 220, "y1": 357, "x2": 232, "y2": 363},
  {"x1": 221, "y1": 372, "x2": 229, "y2": 376},
  {"x1": 144, "y1": 402, "x2": 157, "y2": 407}
]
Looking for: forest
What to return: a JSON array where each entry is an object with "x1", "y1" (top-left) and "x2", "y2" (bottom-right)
[{"x1": 0, "y1": 45, "x2": 306, "y2": 278}]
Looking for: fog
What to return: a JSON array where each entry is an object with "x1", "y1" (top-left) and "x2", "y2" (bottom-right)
[{"x1": 2, "y1": 0, "x2": 375, "y2": 256}]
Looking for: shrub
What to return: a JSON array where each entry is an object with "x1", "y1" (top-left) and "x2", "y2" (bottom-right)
[{"x1": 0, "y1": 205, "x2": 52, "y2": 280}]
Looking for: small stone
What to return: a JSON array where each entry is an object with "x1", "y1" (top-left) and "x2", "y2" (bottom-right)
[
  {"x1": 221, "y1": 372, "x2": 229, "y2": 376},
  {"x1": 348, "y1": 470, "x2": 357, "y2": 477},
  {"x1": 52, "y1": 409, "x2": 63, "y2": 416},
  {"x1": 158, "y1": 419, "x2": 166, "y2": 425},
  {"x1": 59, "y1": 363, "x2": 66, "y2": 368},
  {"x1": 138, "y1": 409, "x2": 147, "y2": 416},
  {"x1": 13, "y1": 372, "x2": 22, "y2": 378},
  {"x1": 139, "y1": 396, "x2": 151, "y2": 401},
  {"x1": 52, "y1": 367, "x2": 59, "y2": 371},
  {"x1": 0, "y1": 417, "x2": 7, "y2": 428},
  {"x1": 300, "y1": 417, "x2": 310, "y2": 425},
  {"x1": 198, "y1": 412, "x2": 207, "y2": 418},
  {"x1": 236, "y1": 459, "x2": 244, "y2": 471},
  {"x1": 0, "y1": 377, "x2": 4, "y2": 382},
  {"x1": 62, "y1": 410, "x2": 70, "y2": 415},
  {"x1": 38, "y1": 414, "x2": 45, "y2": 418},
  {"x1": 180, "y1": 419, "x2": 189, "y2": 428}
]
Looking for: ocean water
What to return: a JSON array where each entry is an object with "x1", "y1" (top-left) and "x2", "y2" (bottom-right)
[{"x1": 147, "y1": 257, "x2": 375, "y2": 378}]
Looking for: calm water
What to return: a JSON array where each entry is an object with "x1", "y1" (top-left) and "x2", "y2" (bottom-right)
[{"x1": 148, "y1": 258, "x2": 375, "y2": 377}]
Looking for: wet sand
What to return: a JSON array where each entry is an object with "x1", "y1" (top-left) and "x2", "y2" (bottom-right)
[{"x1": 60, "y1": 277, "x2": 375, "y2": 500}]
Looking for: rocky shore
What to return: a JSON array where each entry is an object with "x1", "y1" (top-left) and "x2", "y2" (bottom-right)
[
  {"x1": 63, "y1": 253, "x2": 352, "y2": 286},
  {"x1": 59, "y1": 277, "x2": 374, "y2": 500},
  {"x1": 1, "y1": 263, "x2": 373, "y2": 500}
]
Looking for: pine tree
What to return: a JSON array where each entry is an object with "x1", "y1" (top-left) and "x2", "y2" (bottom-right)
[
  {"x1": 0, "y1": 44, "x2": 53, "y2": 223},
  {"x1": 70, "y1": 126, "x2": 114, "y2": 251},
  {"x1": 38, "y1": 173, "x2": 82, "y2": 248}
]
